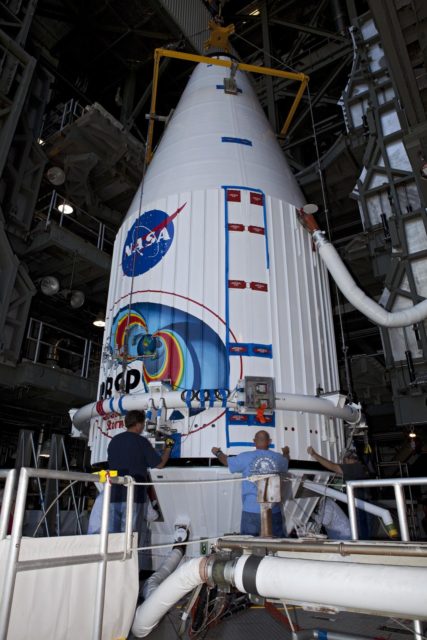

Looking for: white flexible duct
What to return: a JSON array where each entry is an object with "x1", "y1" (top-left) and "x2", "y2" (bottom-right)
[
  {"x1": 132, "y1": 557, "x2": 205, "y2": 638},
  {"x1": 72, "y1": 390, "x2": 360, "y2": 431},
  {"x1": 142, "y1": 547, "x2": 184, "y2": 600},
  {"x1": 314, "y1": 232, "x2": 427, "y2": 328},
  {"x1": 233, "y1": 554, "x2": 427, "y2": 618},
  {"x1": 303, "y1": 480, "x2": 397, "y2": 536}
]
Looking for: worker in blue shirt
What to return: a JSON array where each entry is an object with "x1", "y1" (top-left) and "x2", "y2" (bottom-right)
[
  {"x1": 107, "y1": 409, "x2": 172, "y2": 567},
  {"x1": 212, "y1": 430, "x2": 288, "y2": 536}
]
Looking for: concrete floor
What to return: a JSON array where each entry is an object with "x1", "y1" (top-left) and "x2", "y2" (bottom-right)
[{"x1": 130, "y1": 600, "x2": 420, "y2": 640}]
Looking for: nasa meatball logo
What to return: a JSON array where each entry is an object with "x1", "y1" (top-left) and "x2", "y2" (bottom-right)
[{"x1": 122, "y1": 203, "x2": 186, "y2": 277}]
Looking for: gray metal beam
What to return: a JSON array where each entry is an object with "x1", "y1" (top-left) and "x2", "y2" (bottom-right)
[
  {"x1": 282, "y1": 0, "x2": 329, "y2": 64},
  {"x1": 0, "y1": 30, "x2": 36, "y2": 177},
  {"x1": 25, "y1": 224, "x2": 112, "y2": 272},
  {"x1": 368, "y1": 0, "x2": 425, "y2": 127},
  {"x1": 287, "y1": 53, "x2": 352, "y2": 135},
  {"x1": 0, "y1": 361, "x2": 97, "y2": 402},
  {"x1": 270, "y1": 18, "x2": 348, "y2": 43},
  {"x1": 151, "y1": 0, "x2": 212, "y2": 54}
]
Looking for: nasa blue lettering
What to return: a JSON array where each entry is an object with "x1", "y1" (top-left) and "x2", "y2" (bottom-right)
[{"x1": 122, "y1": 204, "x2": 186, "y2": 277}]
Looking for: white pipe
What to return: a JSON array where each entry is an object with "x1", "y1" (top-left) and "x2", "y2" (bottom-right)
[
  {"x1": 303, "y1": 480, "x2": 397, "y2": 536},
  {"x1": 132, "y1": 557, "x2": 205, "y2": 638},
  {"x1": 314, "y1": 232, "x2": 427, "y2": 328},
  {"x1": 142, "y1": 547, "x2": 184, "y2": 600},
  {"x1": 275, "y1": 394, "x2": 360, "y2": 424},
  {"x1": 296, "y1": 631, "x2": 386, "y2": 640},
  {"x1": 72, "y1": 390, "x2": 361, "y2": 431},
  {"x1": 233, "y1": 554, "x2": 427, "y2": 618}
]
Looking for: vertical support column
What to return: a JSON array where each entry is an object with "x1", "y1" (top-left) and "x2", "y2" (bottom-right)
[
  {"x1": 0, "y1": 470, "x2": 16, "y2": 540},
  {"x1": 261, "y1": 1, "x2": 276, "y2": 130},
  {"x1": 124, "y1": 477, "x2": 135, "y2": 558},
  {"x1": 393, "y1": 483, "x2": 423, "y2": 640},
  {"x1": 346, "y1": 484, "x2": 359, "y2": 541},
  {"x1": 394, "y1": 483, "x2": 410, "y2": 541},
  {"x1": 0, "y1": 468, "x2": 29, "y2": 640},
  {"x1": 92, "y1": 478, "x2": 112, "y2": 640},
  {"x1": 45, "y1": 434, "x2": 64, "y2": 535}
]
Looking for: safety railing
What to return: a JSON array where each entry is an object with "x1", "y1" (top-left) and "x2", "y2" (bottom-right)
[
  {"x1": 347, "y1": 476, "x2": 427, "y2": 640},
  {"x1": 35, "y1": 190, "x2": 115, "y2": 253},
  {"x1": 346, "y1": 476, "x2": 427, "y2": 542},
  {"x1": 375, "y1": 461, "x2": 419, "y2": 538},
  {"x1": 0, "y1": 471, "x2": 17, "y2": 541},
  {"x1": 40, "y1": 99, "x2": 85, "y2": 140},
  {"x1": 0, "y1": 468, "x2": 134, "y2": 640},
  {"x1": 24, "y1": 317, "x2": 100, "y2": 379}
]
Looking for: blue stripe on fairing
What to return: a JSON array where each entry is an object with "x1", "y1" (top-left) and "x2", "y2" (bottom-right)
[
  {"x1": 216, "y1": 84, "x2": 242, "y2": 93},
  {"x1": 224, "y1": 187, "x2": 231, "y2": 449},
  {"x1": 222, "y1": 184, "x2": 271, "y2": 449},
  {"x1": 221, "y1": 137, "x2": 252, "y2": 146}
]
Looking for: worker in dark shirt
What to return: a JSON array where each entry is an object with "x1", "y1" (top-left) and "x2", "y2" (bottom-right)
[
  {"x1": 307, "y1": 446, "x2": 372, "y2": 539},
  {"x1": 107, "y1": 409, "x2": 172, "y2": 549}
]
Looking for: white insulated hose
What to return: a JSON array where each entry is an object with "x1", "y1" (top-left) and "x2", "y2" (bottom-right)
[
  {"x1": 132, "y1": 557, "x2": 206, "y2": 637},
  {"x1": 142, "y1": 547, "x2": 184, "y2": 600},
  {"x1": 314, "y1": 232, "x2": 427, "y2": 328},
  {"x1": 233, "y1": 554, "x2": 427, "y2": 618}
]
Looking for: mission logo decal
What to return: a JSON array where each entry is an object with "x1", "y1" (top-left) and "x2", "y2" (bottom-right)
[
  {"x1": 122, "y1": 203, "x2": 186, "y2": 277},
  {"x1": 99, "y1": 302, "x2": 229, "y2": 398}
]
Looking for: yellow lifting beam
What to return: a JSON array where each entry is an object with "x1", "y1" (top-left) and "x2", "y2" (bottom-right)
[{"x1": 146, "y1": 47, "x2": 309, "y2": 165}]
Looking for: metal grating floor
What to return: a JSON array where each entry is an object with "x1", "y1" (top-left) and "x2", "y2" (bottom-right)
[{"x1": 130, "y1": 603, "x2": 418, "y2": 639}]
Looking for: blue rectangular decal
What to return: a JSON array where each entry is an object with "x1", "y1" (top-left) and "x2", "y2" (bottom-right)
[
  {"x1": 250, "y1": 343, "x2": 273, "y2": 358},
  {"x1": 221, "y1": 136, "x2": 252, "y2": 146},
  {"x1": 228, "y1": 343, "x2": 250, "y2": 356},
  {"x1": 228, "y1": 343, "x2": 273, "y2": 358}
]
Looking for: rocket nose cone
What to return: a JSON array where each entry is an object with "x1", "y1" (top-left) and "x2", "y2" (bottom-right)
[{"x1": 127, "y1": 59, "x2": 304, "y2": 217}]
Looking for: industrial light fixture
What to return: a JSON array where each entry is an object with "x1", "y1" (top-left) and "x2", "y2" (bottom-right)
[
  {"x1": 39, "y1": 438, "x2": 51, "y2": 458},
  {"x1": 93, "y1": 311, "x2": 106, "y2": 328},
  {"x1": 249, "y1": 8, "x2": 260, "y2": 15},
  {"x1": 408, "y1": 427, "x2": 416, "y2": 438},
  {"x1": 69, "y1": 290, "x2": 85, "y2": 309},
  {"x1": 40, "y1": 275, "x2": 60, "y2": 296},
  {"x1": 57, "y1": 202, "x2": 74, "y2": 215},
  {"x1": 46, "y1": 166, "x2": 65, "y2": 186}
]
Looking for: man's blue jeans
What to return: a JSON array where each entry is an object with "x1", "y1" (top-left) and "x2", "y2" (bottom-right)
[
  {"x1": 109, "y1": 502, "x2": 149, "y2": 570},
  {"x1": 241, "y1": 510, "x2": 287, "y2": 537},
  {"x1": 109, "y1": 501, "x2": 144, "y2": 534}
]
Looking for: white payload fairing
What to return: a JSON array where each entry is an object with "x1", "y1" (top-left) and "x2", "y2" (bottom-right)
[{"x1": 85, "y1": 57, "x2": 344, "y2": 464}]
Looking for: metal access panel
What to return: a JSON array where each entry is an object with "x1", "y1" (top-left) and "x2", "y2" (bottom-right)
[{"x1": 243, "y1": 376, "x2": 275, "y2": 412}]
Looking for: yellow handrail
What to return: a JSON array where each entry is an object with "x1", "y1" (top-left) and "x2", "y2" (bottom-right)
[{"x1": 146, "y1": 47, "x2": 309, "y2": 165}]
